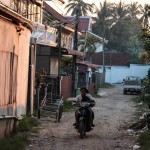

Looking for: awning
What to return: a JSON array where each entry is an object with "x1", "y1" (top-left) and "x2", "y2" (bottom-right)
[
  {"x1": 61, "y1": 48, "x2": 84, "y2": 56},
  {"x1": 77, "y1": 61, "x2": 100, "y2": 69}
]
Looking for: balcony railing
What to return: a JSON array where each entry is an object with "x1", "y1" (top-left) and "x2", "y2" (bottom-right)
[{"x1": 9, "y1": 0, "x2": 42, "y2": 23}]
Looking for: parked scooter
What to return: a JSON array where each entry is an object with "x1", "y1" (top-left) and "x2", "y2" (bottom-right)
[{"x1": 73, "y1": 101, "x2": 95, "y2": 139}]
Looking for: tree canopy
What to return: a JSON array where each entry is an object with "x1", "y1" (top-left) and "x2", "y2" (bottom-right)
[
  {"x1": 92, "y1": 1, "x2": 145, "y2": 54},
  {"x1": 65, "y1": 0, "x2": 94, "y2": 16}
]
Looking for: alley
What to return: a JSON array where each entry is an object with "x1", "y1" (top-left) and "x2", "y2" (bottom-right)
[{"x1": 26, "y1": 85, "x2": 137, "y2": 150}]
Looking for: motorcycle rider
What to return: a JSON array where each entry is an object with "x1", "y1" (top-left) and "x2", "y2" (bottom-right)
[{"x1": 73, "y1": 87, "x2": 95, "y2": 129}]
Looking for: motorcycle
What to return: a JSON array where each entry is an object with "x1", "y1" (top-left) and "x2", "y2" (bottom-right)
[{"x1": 73, "y1": 101, "x2": 94, "y2": 139}]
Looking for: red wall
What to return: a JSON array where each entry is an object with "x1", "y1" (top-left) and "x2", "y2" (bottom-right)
[{"x1": 61, "y1": 76, "x2": 73, "y2": 99}]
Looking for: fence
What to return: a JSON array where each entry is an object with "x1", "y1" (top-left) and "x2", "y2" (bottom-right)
[{"x1": 61, "y1": 76, "x2": 73, "y2": 99}]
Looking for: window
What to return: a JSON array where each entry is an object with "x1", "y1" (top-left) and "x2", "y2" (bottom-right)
[
  {"x1": 10, "y1": 0, "x2": 19, "y2": 12},
  {"x1": 36, "y1": 56, "x2": 50, "y2": 74},
  {"x1": 9, "y1": 0, "x2": 42, "y2": 23},
  {"x1": 50, "y1": 57, "x2": 58, "y2": 75},
  {"x1": 0, "y1": 51, "x2": 18, "y2": 106},
  {"x1": 21, "y1": 0, "x2": 27, "y2": 17},
  {"x1": 37, "y1": 6, "x2": 41, "y2": 23}
]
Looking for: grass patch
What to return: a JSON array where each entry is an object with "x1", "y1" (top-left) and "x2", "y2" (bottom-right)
[
  {"x1": 63, "y1": 100, "x2": 73, "y2": 112},
  {"x1": 18, "y1": 115, "x2": 39, "y2": 132},
  {"x1": 0, "y1": 115, "x2": 39, "y2": 150},
  {"x1": 139, "y1": 131, "x2": 150, "y2": 150},
  {"x1": 0, "y1": 134, "x2": 28, "y2": 150},
  {"x1": 100, "y1": 83, "x2": 114, "y2": 89}
]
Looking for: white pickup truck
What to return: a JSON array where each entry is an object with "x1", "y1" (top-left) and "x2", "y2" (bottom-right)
[{"x1": 123, "y1": 76, "x2": 142, "y2": 94}]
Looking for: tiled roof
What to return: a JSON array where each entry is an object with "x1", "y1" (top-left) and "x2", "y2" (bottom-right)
[
  {"x1": 64, "y1": 16, "x2": 91, "y2": 32},
  {"x1": 43, "y1": 2, "x2": 66, "y2": 22},
  {"x1": 91, "y1": 51, "x2": 131, "y2": 66}
]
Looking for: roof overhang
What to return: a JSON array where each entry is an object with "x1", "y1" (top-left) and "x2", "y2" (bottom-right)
[
  {"x1": 77, "y1": 61, "x2": 100, "y2": 69},
  {"x1": 87, "y1": 31, "x2": 108, "y2": 44},
  {"x1": 62, "y1": 48, "x2": 84, "y2": 56},
  {"x1": 33, "y1": 40, "x2": 84, "y2": 56}
]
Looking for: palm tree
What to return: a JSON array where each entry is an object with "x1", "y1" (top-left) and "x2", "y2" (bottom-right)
[
  {"x1": 93, "y1": 0, "x2": 114, "y2": 37},
  {"x1": 113, "y1": 1, "x2": 129, "y2": 20},
  {"x1": 65, "y1": 0, "x2": 94, "y2": 16},
  {"x1": 128, "y1": 2, "x2": 142, "y2": 18},
  {"x1": 140, "y1": 4, "x2": 150, "y2": 27}
]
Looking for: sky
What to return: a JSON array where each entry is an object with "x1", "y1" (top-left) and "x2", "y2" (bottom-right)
[
  {"x1": 48, "y1": 0, "x2": 150, "y2": 16},
  {"x1": 83, "y1": 0, "x2": 149, "y2": 6}
]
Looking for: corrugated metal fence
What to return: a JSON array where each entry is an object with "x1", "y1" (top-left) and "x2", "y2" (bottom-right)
[{"x1": 0, "y1": 51, "x2": 18, "y2": 106}]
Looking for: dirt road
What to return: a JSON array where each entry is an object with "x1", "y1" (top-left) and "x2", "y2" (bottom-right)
[{"x1": 26, "y1": 84, "x2": 138, "y2": 150}]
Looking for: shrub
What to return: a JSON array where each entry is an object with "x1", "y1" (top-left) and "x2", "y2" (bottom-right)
[{"x1": 18, "y1": 115, "x2": 38, "y2": 132}]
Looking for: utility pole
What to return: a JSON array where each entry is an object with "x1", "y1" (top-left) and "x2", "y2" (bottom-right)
[
  {"x1": 58, "y1": 24, "x2": 62, "y2": 95},
  {"x1": 102, "y1": 37, "x2": 105, "y2": 73},
  {"x1": 102, "y1": 22, "x2": 105, "y2": 73},
  {"x1": 72, "y1": 8, "x2": 79, "y2": 97}
]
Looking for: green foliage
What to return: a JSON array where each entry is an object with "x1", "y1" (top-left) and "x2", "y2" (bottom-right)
[
  {"x1": 108, "y1": 18, "x2": 142, "y2": 51},
  {"x1": 130, "y1": 53, "x2": 142, "y2": 64},
  {"x1": 63, "y1": 100, "x2": 73, "y2": 112},
  {"x1": 93, "y1": 1, "x2": 144, "y2": 53},
  {"x1": 78, "y1": 35, "x2": 102, "y2": 60},
  {"x1": 61, "y1": 56, "x2": 72, "y2": 68},
  {"x1": 93, "y1": 0, "x2": 114, "y2": 37},
  {"x1": 65, "y1": 0, "x2": 95, "y2": 16},
  {"x1": 139, "y1": 131, "x2": 150, "y2": 150},
  {"x1": 0, "y1": 135, "x2": 28, "y2": 150},
  {"x1": 0, "y1": 116, "x2": 39, "y2": 150},
  {"x1": 18, "y1": 115, "x2": 39, "y2": 132},
  {"x1": 86, "y1": 35, "x2": 102, "y2": 55},
  {"x1": 141, "y1": 27, "x2": 150, "y2": 55}
]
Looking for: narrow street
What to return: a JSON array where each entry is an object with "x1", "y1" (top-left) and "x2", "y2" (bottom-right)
[{"x1": 26, "y1": 85, "x2": 138, "y2": 150}]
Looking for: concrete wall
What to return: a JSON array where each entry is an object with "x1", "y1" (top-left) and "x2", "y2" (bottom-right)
[
  {"x1": 105, "y1": 64, "x2": 150, "y2": 84},
  {"x1": 0, "y1": 118, "x2": 18, "y2": 139},
  {"x1": 0, "y1": 18, "x2": 31, "y2": 118},
  {"x1": 0, "y1": 0, "x2": 10, "y2": 6}
]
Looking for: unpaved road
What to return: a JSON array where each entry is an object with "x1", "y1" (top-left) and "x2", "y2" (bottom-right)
[{"x1": 26, "y1": 85, "x2": 138, "y2": 150}]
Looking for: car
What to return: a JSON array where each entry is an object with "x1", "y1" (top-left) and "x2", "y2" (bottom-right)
[{"x1": 123, "y1": 76, "x2": 142, "y2": 95}]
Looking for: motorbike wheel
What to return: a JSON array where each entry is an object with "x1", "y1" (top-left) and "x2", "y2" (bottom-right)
[
  {"x1": 57, "y1": 106, "x2": 63, "y2": 122},
  {"x1": 79, "y1": 119, "x2": 86, "y2": 139}
]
